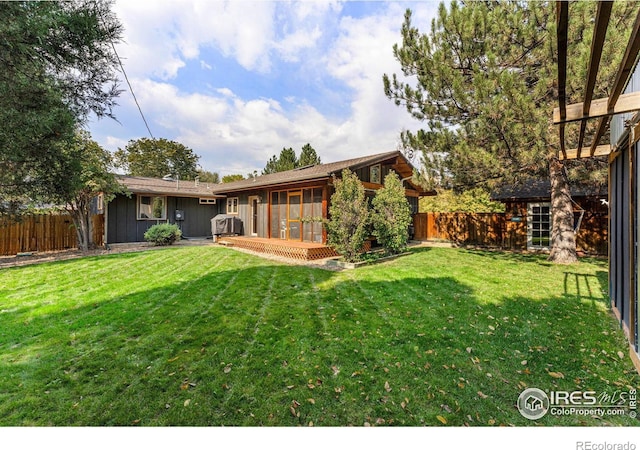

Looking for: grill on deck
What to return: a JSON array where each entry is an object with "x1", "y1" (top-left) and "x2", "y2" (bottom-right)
[{"x1": 211, "y1": 214, "x2": 243, "y2": 238}]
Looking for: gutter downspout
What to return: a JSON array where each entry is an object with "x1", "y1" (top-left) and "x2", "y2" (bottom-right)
[{"x1": 103, "y1": 196, "x2": 109, "y2": 249}]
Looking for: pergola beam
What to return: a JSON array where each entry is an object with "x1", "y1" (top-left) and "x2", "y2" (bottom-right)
[
  {"x1": 553, "y1": 91, "x2": 640, "y2": 124},
  {"x1": 589, "y1": 7, "x2": 640, "y2": 156},
  {"x1": 556, "y1": 1, "x2": 568, "y2": 159},
  {"x1": 558, "y1": 144, "x2": 611, "y2": 161},
  {"x1": 577, "y1": 1, "x2": 613, "y2": 158}
]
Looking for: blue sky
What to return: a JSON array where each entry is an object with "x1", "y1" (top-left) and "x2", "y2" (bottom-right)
[{"x1": 88, "y1": 1, "x2": 440, "y2": 177}]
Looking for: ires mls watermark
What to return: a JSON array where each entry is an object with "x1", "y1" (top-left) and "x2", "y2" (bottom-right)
[{"x1": 517, "y1": 387, "x2": 637, "y2": 420}]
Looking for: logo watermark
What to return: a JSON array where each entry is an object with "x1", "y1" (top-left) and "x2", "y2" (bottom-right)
[
  {"x1": 517, "y1": 387, "x2": 637, "y2": 420},
  {"x1": 576, "y1": 442, "x2": 636, "y2": 450},
  {"x1": 517, "y1": 387, "x2": 550, "y2": 419}
]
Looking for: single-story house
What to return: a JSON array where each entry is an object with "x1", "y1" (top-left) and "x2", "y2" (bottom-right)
[
  {"x1": 491, "y1": 179, "x2": 608, "y2": 254},
  {"x1": 105, "y1": 150, "x2": 432, "y2": 245},
  {"x1": 105, "y1": 175, "x2": 225, "y2": 243}
]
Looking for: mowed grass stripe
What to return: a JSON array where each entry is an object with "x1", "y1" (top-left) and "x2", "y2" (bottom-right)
[{"x1": 0, "y1": 246, "x2": 637, "y2": 426}]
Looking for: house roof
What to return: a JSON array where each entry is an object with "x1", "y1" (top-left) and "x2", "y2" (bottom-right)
[
  {"x1": 117, "y1": 151, "x2": 430, "y2": 197},
  {"x1": 491, "y1": 179, "x2": 608, "y2": 201},
  {"x1": 117, "y1": 175, "x2": 225, "y2": 198},
  {"x1": 207, "y1": 150, "x2": 427, "y2": 193}
]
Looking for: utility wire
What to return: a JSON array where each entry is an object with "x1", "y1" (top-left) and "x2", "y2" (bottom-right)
[
  {"x1": 111, "y1": 40, "x2": 155, "y2": 140},
  {"x1": 95, "y1": 1, "x2": 155, "y2": 140}
]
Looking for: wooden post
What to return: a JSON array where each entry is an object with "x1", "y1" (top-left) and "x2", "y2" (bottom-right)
[{"x1": 629, "y1": 127, "x2": 637, "y2": 351}]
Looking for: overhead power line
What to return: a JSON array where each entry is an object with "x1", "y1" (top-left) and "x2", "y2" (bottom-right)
[
  {"x1": 95, "y1": 1, "x2": 155, "y2": 140},
  {"x1": 111, "y1": 40, "x2": 155, "y2": 140}
]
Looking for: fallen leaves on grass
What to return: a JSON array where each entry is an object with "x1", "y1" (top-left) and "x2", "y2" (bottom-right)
[
  {"x1": 548, "y1": 371, "x2": 565, "y2": 379},
  {"x1": 436, "y1": 415, "x2": 447, "y2": 424},
  {"x1": 180, "y1": 379, "x2": 197, "y2": 390},
  {"x1": 290, "y1": 400, "x2": 301, "y2": 418}
]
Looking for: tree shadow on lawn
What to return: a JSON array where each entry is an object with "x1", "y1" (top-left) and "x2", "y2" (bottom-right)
[
  {"x1": 0, "y1": 261, "x2": 637, "y2": 427},
  {"x1": 454, "y1": 248, "x2": 608, "y2": 268}
]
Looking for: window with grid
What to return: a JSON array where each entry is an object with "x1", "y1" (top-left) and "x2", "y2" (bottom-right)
[{"x1": 527, "y1": 202, "x2": 551, "y2": 249}]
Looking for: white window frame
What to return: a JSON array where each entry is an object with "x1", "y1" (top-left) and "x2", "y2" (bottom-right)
[
  {"x1": 199, "y1": 198, "x2": 217, "y2": 205},
  {"x1": 96, "y1": 193, "x2": 104, "y2": 213},
  {"x1": 527, "y1": 202, "x2": 551, "y2": 250},
  {"x1": 137, "y1": 195, "x2": 167, "y2": 220},
  {"x1": 226, "y1": 197, "x2": 239, "y2": 215}
]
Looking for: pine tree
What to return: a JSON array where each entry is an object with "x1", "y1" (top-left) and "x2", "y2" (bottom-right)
[
  {"x1": 262, "y1": 144, "x2": 320, "y2": 174},
  {"x1": 262, "y1": 155, "x2": 280, "y2": 175},
  {"x1": 298, "y1": 143, "x2": 321, "y2": 167},
  {"x1": 383, "y1": 2, "x2": 639, "y2": 263}
]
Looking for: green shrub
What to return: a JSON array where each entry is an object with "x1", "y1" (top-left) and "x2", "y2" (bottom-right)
[
  {"x1": 144, "y1": 223, "x2": 182, "y2": 246},
  {"x1": 371, "y1": 171, "x2": 412, "y2": 255},
  {"x1": 325, "y1": 169, "x2": 370, "y2": 262}
]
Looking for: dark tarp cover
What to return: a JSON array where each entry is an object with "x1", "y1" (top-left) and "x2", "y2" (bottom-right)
[{"x1": 211, "y1": 214, "x2": 244, "y2": 236}]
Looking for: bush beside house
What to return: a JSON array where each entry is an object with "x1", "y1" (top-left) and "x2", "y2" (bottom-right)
[
  {"x1": 325, "y1": 169, "x2": 370, "y2": 263},
  {"x1": 144, "y1": 223, "x2": 182, "y2": 246},
  {"x1": 371, "y1": 171, "x2": 412, "y2": 255}
]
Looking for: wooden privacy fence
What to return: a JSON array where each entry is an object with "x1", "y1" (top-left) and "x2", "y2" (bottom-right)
[
  {"x1": 415, "y1": 212, "x2": 504, "y2": 246},
  {"x1": 0, "y1": 214, "x2": 104, "y2": 256},
  {"x1": 413, "y1": 212, "x2": 607, "y2": 255}
]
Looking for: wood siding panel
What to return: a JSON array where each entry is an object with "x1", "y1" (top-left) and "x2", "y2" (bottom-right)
[
  {"x1": 171, "y1": 197, "x2": 218, "y2": 238},
  {"x1": 107, "y1": 194, "x2": 220, "y2": 243}
]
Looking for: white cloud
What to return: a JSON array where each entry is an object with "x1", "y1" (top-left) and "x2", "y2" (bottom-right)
[
  {"x1": 92, "y1": 1, "x2": 439, "y2": 176},
  {"x1": 112, "y1": 0, "x2": 344, "y2": 78},
  {"x1": 319, "y1": 2, "x2": 437, "y2": 161},
  {"x1": 274, "y1": 26, "x2": 323, "y2": 63},
  {"x1": 113, "y1": 0, "x2": 277, "y2": 77}
]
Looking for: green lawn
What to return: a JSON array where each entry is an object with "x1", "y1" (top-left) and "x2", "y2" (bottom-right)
[{"x1": 0, "y1": 246, "x2": 638, "y2": 426}]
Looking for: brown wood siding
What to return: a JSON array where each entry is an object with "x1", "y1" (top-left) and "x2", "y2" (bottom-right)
[
  {"x1": 0, "y1": 214, "x2": 105, "y2": 255},
  {"x1": 413, "y1": 199, "x2": 607, "y2": 255}
]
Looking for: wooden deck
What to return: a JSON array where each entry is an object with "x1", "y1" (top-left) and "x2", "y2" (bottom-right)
[{"x1": 217, "y1": 236, "x2": 340, "y2": 261}]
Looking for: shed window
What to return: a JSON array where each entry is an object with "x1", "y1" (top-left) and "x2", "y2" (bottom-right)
[
  {"x1": 138, "y1": 195, "x2": 166, "y2": 220},
  {"x1": 227, "y1": 197, "x2": 239, "y2": 214},
  {"x1": 527, "y1": 202, "x2": 551, "y2": 250},
  {"x1": 370, "y1": 164, "x2": 381, "y2": 184}
]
